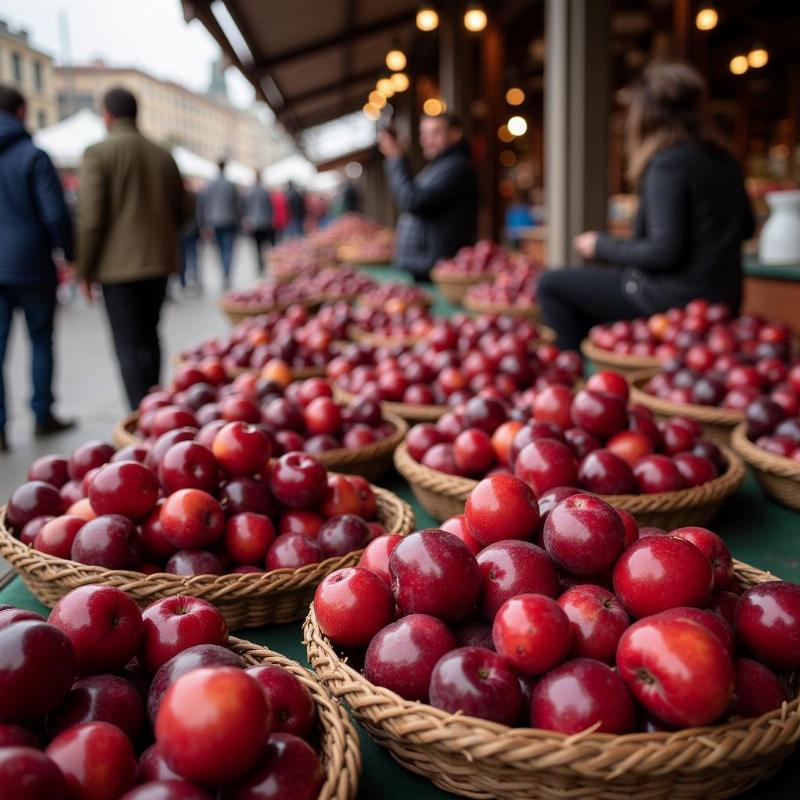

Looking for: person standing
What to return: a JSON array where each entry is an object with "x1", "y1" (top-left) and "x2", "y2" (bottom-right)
[
  {"x1": 270, "y1": 187, "x2": 288, "y2": 243},
  {"x1": 197, "y1": 159, "x2": 240, "y2": 288},
  {"x1": 77, "y1": 87, "x2": 191, "y2": 411},
  {"x1": 0, "y1": 86, "x2": 75, "y2": 451},
  {"x1": 286, "y1": 180, "x2": 306, "y2": 237},
  {"x1": 242, "y1": 170, "x2": 273, "y2": 275},
  {"x1": 179, "y1": 186, "x2": 201, "y2": 293},
  {"x1": 378, "y1": 112, "x2": 478, "y2": 282},
  {"x1": 537, "y1": 62, "x2": 755, "y2": 351}
]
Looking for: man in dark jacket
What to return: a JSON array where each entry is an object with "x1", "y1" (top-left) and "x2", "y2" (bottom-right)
[
  {"x1": 286, "y1": 181, "x2": 306, "y2": 238},
  {"x1": 379, "y1": 113, "x2": 478, "y2": 281},
  {"x1": 77, "y1": 87, "x2": 192, "y2": 410},
  {"x1": 242, "y1": 171, "x2": 272, "y2": 275},
  {"x1": 197, "y1": 160, "x2": 240, "y2": 289},
  {"x1": 0, "y1": 86, "x2": 75, "y2": 451}
]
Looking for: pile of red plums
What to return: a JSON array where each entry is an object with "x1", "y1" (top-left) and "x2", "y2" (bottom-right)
[
  {"x1": 464, "y1": 262, "x2": 542, "y2": 310},
  {"x1": 6, "y1": 434, "x2": 385, "y2": 576},
  {"x1": 406, "y1": 370, "x2": 726, "y2": 494},
  {"x1": 0, "y1": 585, "x2": 325, "y2": 799},
  {"x1": 357, "y1": 283, "x2": 431, "y2": 311},
  {"x1": 132, "y1": 371, "x2": 399, "y2": 456},
  {"x1": 329, "y1": 320, "x2": 582, "y2": 408},
  {"x1": 432, "y1": 240, "x2": 533, "y2": 278},
  {"x1": 179, "y1": 304, "x2": 341, "y2": 374},
  {"x1": 348, "y1": 305, "x2": 433, "y2": 342},
  {"x1": 314, "y1": 475, "x2": 799, "y2": 733},
  {"x1": 744, "y1": 396, "x2": 800, "y2": 461}
]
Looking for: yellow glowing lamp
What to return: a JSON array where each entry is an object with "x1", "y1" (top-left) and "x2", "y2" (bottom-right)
[
  {"x1": 729, "y1": 55, "x2": 749, "y2": 75},
  {"x1": 377, "y1": 79, "x2": 395, "y2": 97},
  {"x1": 368, "y1": 90, "x2": 387, "y2": 109},
  {"x1": 747, "y1": 47, "x2": 769, "y2": 69},
  {"x1": 695, "y1": 7, "x2": 718, "y2": 31},
  {"x1": 423, "y1": 98, "x2": 444, "y2": 116},
  {"x1": 464, "y1": 3, "x2": 487, "y2": 32},
  {"x1": 507, "y1": 115, "x2": 528, "y2": 136},
  {"x1": 390, "y1": 72, "x2": 410, "y2": 92},
  {"x1": 416, "y1": 5, "x2": 439, "y2": 32},
  {"x1": 385, "y1": 49, "x2": 407, "y2": 72},
  {"x1": 505, "y1": 87, "x2": 525, "y2": 106}
]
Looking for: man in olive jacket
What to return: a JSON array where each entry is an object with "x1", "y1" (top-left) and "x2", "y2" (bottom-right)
[{"x1": 77, "y1": 87, "x2": 192, "y2": 409}]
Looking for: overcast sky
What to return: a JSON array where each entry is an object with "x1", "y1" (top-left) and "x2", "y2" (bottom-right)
[{"x1": 1, "y1": 0, "x2": 256, "y2": 108}]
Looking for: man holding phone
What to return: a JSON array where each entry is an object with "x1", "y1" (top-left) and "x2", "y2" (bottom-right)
[{"x1": 378, "y1": 112, "x2": 477, "y2": 282}]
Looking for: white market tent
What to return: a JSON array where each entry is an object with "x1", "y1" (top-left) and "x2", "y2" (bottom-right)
[
  {"x1": 172, "y1": 146, "x2": 217, "y2": 181},
  {"x1": 263, "y1": 153, "x2": 340, "y2": 192},
  {"x1": 33, "y1": 108, "x2": 106, "y2": 168}
]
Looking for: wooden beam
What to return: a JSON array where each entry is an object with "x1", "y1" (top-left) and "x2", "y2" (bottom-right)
[
  {"x1": 255, "y1": 10, "x2": 415, "y2": 71},
  {"x1": 282, "y1": 67, "x2": 380, "y2": 107}
]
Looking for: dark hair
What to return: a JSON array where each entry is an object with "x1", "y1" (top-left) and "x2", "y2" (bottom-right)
[
  {"x1": 626, "y1": 61, "x2": 723, "y2": 184},
  {"x1": 217, "y1": 158, "x2": 226, "y2": 171},
  {"x1": 0, "y1": 85, "x2": 25, "y2": 116},
  {"x1": 103, "y1": 87, "x2": 138, "y2": 120},
  {"x1": 422, "y1": 111, "x2": 462, "y2": 130}
]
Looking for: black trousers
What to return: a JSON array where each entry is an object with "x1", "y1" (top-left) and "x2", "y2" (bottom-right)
[
  {"x1": 102, "y1": 278, "x2": 167, "y2": 410},
  {"x1": 537, "y1": 267, "x2": 642, "y2": 352}
]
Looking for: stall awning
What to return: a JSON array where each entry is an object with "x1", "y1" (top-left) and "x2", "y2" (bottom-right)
[{"x1": 183, "y1": 0, "x2": 418, "y2": 134}]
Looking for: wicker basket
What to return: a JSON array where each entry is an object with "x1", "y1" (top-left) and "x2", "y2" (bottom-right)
[
  {"x1": 346, "y1": 326, "x2": 422, "y2": 349},
  {"x1": 218, "y1": 296, "x2": 321, "y2": 326},
  {"x1": 304, "y1": 559, "x2": 800, "y2": 800},
  {"x1": 629, "y1": 369, "x2": 743, "y2": 445},
  {"x1": 173, "y1": 355, "x2": 328, "y2": 382},
  {"x1": 731, "y1": 423, "x2": 800, "y2": 511},
  {"x1": 0, "y1": 487, "x2": 414, "y2": 629},
  {"x1": 463, "y1": 294, "x2": 541, "y2": 323},
  {"x1": 430, "y1": 269, "x2": 485, "y2": 305},
  {"x1": 112, "y1": 410, "x2": 406, "y2": 480},
  {"x1": 580, "y1": 339, "x2": 662, "y2": 374},
  {"x1": 394, "y1": 440, "x2": 746, "y2": 529},
  {"x1": 333, "y1": 383, "x2": 447, "y2": 423},
  {"x1": 230, "y1": 635, "x2": 361, "y2": 800}
]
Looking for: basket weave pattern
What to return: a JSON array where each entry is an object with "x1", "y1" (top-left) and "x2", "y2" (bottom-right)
[
  {"x1": 333, "y1": 383, "x2": 447, "y2": 423},
  {"x1": 304, "y1": 560, "x2": 800, "y2": 800},
  {"x1": 731, "y1": 423, "x2": 800, "y2": 511},
  {"x1": 231, "y1": 635, "x2": 361, "y2": 800},
  {"x1": 430, "y1": 270, "x2": 484, "y2": 305},
  {"x1": 628, "y1": 369, "x2": 744, "y2": 444},
  {"x1": 0, "y1": 487, "x2": 414, "y2": 628},
  {"x1": 580, "y1": 339, "x2": 661, "y2": 373},
  {"x1": 394, "y1": 441, "x2": 746, "y2": 528},
  {"x1": 463, "y1": 294, "x2": 541, "y2": 322},
  {"x1": 218, "y1": 296, "x2": 321, "y2": 326}
]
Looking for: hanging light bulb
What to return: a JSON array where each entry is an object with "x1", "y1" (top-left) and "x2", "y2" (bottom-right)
[
  {"x1": 363, "y1": 103, "x2": 381, "y2": 121},
  {"x1": 377, "y1": 78, "x2": 396, "y2": 97},
  {"x1": 729, "y1": 55, "x2": 749, "y2": 75},
  {"x1": 416, "y1": 4, "x2": 439, "y2": 32},
  {"x1": 369, "y1": 90, "x2": 387, "y2": 109},
  {"x1": 507, "y1": 115, "x2": 528, "y2": 137},
  {"x1": 463, "y1": 2, "x2": 487, "y2": 32},
  {"x1": 385, "y1": 47, "x2": 407, "y2": 72},
  {"x1": 390, "y1": 72, "x2": 410, "y2": 92},
  {"x1": 695, "y1": 5, "x2": 718, "y2": 31},
  {"x1": 497, "y1": 124, "x2": 514, "y2": 143},
  {"x1": 747, "y1": 45, "x2": 769, "y2": 68},
  {"x1": 505, "y1": 87, "x2": 525, "y2": 106},
  {"x1": 423, "y1": 97, "x2": 444, "y2": 116}
]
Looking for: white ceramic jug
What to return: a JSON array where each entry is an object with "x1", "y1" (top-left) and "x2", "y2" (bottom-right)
[{"x1": 759, "y1": 190, "x2": 800, "y2": 265}]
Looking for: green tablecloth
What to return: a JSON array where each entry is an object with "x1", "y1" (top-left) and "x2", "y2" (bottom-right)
[{"x1": 1, "y1": 266, "x2": 799, "y2": 798}]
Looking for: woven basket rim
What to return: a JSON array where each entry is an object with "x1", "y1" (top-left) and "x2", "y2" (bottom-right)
[
  {"x1": 731, "y1": 422, "x2": 800, "y2": 480},
  {"x1": 430, "y1": 269, "x2": 486, "y2": 286},
  {"x1": 393, "y1": 439, "x2": 747, "y2": 513},
  {"x1": 463, "y1": 295, "x2": 540, "y2": 319},
  {"x1": 346, "y1": 325, "x2": 422, "y2": 349},
  {"x1": 230, "y1": 634, "x2": 361, "y2": 800},
  {"x1": 218, "y1": 295, "x2": 322, "y2": 315},
  {"x1": 0, "y1": 482, "x2": 414, "y2": 592},
  {"x1": 580, "y1": 338, "x2": 662, "y2": 369},
  {"x1": 333, "y1": 382, "x2": 447, "y2": 421},
  {"x1": 304, "y1": 557, "x2": 800, "y2": 764},
  {"x1": 113, "y1": 407, "x2": 407, "y2": 461},
  {"x1": 629, "y1": 368, "x2": 745, "y2": 426}
]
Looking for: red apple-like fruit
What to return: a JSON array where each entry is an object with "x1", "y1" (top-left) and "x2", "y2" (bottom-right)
[
  {"x1": 514, "y1": 439, "x2": 578, "y2": 496},
  {"x1": 160, "y1": 489, "x2": 225, "y2": 549},
  {"x1": 612, "y1": 535, "x2": 714, "y2": 618},
  {"x1": 0, "y1": 746, "x2": 70, "y2": 797},
  {"x1": 49, "y1": 584, "x2": 143, "y2": 675},
  {"x1": 364, "y1": 614, "x2": 457, "y2": 702},
  {"x1": 729, "y1": 657, "x2": 789, "y2": 718},
  {"x1": 543, "y1": 494, "x2": 625, "y2": 576},
  {"x1": 633, "y1": 455, "x2": 686, "y2": 494},
  {"x1": 357, "y1": 533, "x2": 403, "y2": 586},
  {"x1": 212, "y1": 422, "x2": 272, "y2": 477},
  {"x1": 492, "y1": 593, "x2": 572, "y2": 675},
  {"x1": 165, "y1": 549, "x2": 224, "y2": 576},
  {"x1": 223, "y1": 512, "x2": 275, "y2": 566},
  {"x1": 70, "y1": 514, "x2": 142, "y2": 570},
  {"x1": 156, "y1": 667, "x2": 271, "y2": 785},
  {"x1": 314, "y1": 567, "x2": 394, "y2": 648},
  {"x1": 317, "y1": 514, "x2": 370, "y2": 557},
  {"x1": 33, "y1": 514, "x2": 85, "y2": 559},
  {"x1": 558, "y1": 584, "x2": 629, "y2": 664},
  {"x1": 465, "y1": 474, "x2": 540, "y2": 546},
  {"x1": 269, "y1": 452, "x2": 328, "y2": 509},
  {"x1": 0, "y1": 619, "x2": 76, "y2": 724},
  {"x1": 735, "y1": 581, "x2": 800, "y2": 671},
  {"x1": 428, "y1": 646, "x2": 522, "y2": 725},
  {"x1": 158, "y1": 442, "x2": 219, "y2": 494},
  {"x1": 28, "y1": 454, "x2": 70, "y2": 487},
  {"x1": 88, "y1": 460, "x2": 159, "y2": 521},
  {"x1": 6, "y1": 480, "x2": 64, "y2": 530},
  {"x1": 245, "y1": 665, "x2": 316, "y2": 740},
  {"x1": 476, "y1": 540, "x2": 558, "y2": 621},
  {"x1": 266, "y1": 532, "x2": 324, "y2": 570},
  {"x1": 120, "y1": 781, "x2": 213, "y2": 800},
  {"x1": 570, "y1": 389, "x2": 628, "y2": 439},
  {"x1": 139, "y1": 595, "x2": 228, "y2": 675},
  {"x1": 389, "y1": 529, "x2": 481, "y2": 624},
  {"x1": 616, "y1": 615, "x2": 734, "y2": 727},
  {"x1": 656, "y1": 606, "x2": 735, "y2": 654},
  {"x1": 46, "y1": 721, "x2": 137, "y2": 800},
  {"x1": 669, "y1": 526, "x2": 733, "y2": 590},
  {"x1": 530, "y1": 657, "x2": 635, "y2": 734}
]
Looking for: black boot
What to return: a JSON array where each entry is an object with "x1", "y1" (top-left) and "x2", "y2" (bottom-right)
[{"x1": 35, "y1": 415, "x2": 77, "y2": 437}]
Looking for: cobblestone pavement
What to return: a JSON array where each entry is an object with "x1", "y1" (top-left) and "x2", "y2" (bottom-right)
[{"x1": 1, "y1": 237, "x2": 262, "y2": 574}]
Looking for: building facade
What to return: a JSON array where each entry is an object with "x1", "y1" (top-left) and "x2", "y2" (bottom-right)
[
  {"x1": 0, "y1": 19, "x2": 57, "y2": 130},
  {"x1": 55, "y1": 63, "x2": 279, "y2": 169}
]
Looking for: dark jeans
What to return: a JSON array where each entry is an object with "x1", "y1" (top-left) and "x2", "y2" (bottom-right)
[
  {"x1": 0, "y1": 284, "x2": 57, "y2": 428},
  {"x1": 180, "y1": 231, "x2": 199, "y2": 287},
  {"x1": 102, "y1": 278, "x2": 167, "y2": 410},
  {"x1": 251, "y1": 228, "x2": 273, "y2": 274},
  {"x1": 213, "y1": 226, "x2": 237, "y2": 280},
  {"x1": 537, "y1": 267, "x2": 642, "y2": 352}
]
